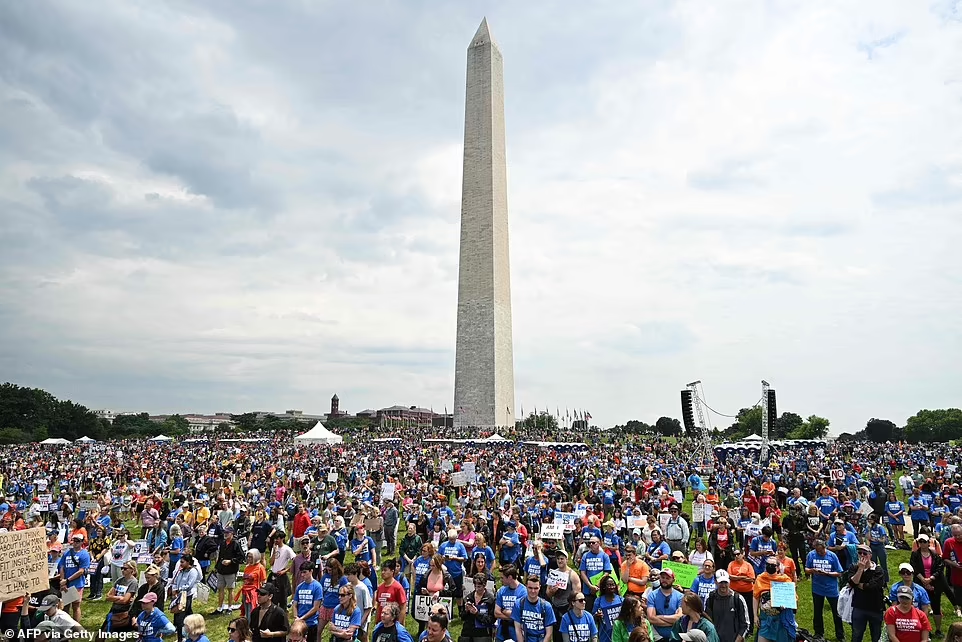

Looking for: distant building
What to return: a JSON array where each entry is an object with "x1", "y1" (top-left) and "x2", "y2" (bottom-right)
[
  {"x1": 94, "y1": 409, "x2": 117, "y2": 423},
  {"x1": 328, "y1": 394, "x2": 348, "y2": 419},
  {"x1": 377, "y1": 405, "x2": 436, "y2": 428},
  {"x1": 149, "y1": 413, "x2": 235, "y2": 433}
]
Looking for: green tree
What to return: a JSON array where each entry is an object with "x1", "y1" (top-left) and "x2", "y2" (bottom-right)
[
  {"x1": 773, "y1": 412, "x2": 804, "y2": 439},
  {"x1": 903, "y1": 409, "x2": 962, "y2": 443},
  {"x1": 789, "y1": 414, "x2": 830, "y2": 439},
  {"x1": 161, "y1": 414, "x2": 190, "y2": 436},
  {"x1": 654, "y1": 416, "x2": 682, "y2": 437},
  {"x1": 231, "y1": 412, "x2": 260, "y2": 432},
  {"x1": 864, "y1": 418, "x2": 898, "y2": 443},
  {"x1": 517, "y1": 413, "x2": 559, "y2": 432}
]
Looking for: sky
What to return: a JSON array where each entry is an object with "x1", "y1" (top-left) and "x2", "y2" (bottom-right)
[{"x1": 1, "y1": 1, "x2": 960, "y2": 435}]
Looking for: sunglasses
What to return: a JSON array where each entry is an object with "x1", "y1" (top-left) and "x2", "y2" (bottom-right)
[
  {"x1": 228, "y1": 628, "x2": 238, "y2": 633},
  {"x1": 339, "y1": 593, "x2": 352, "y2": 597},
  {"x1": 858, "y1": 551, "x2": 871, "y2": 556},
  {"x1": 574, "y1": 598, "x2": 586, "y2": 603}
]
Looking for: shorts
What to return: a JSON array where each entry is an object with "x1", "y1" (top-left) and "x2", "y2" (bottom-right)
[
  {"x1": 320, "y1": 606, "x2": 335, "y2": 625},
  {"x1": 217, "y1": 573, "x2": 236, "y2": 589}
]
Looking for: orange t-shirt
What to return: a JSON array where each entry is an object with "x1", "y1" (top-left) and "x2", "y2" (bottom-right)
[
  {"x1": 727, "y1": 559, "x2": 756, "y2": 594},
  {"x1": 621, "y1": 558, "x2": 651, "y2": 595},
  {"x1": 779, "y1": 557, "x2": 797, "y2": 581},
  {"x1": 754, "y1": 572, "x2": 792, "y2": 599}
]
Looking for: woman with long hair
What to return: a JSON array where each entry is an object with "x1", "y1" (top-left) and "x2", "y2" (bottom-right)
[
  {"x1": 912, "y1": 534, "x2": 956, "y2": 635},
  {"x1": 228, "y1": 617, "x2": 253, "y2": 642},
  {"x1": 670, "y1": 593, "x2": 719, "y2": 642},
  {"x1": 330, "y1": 586, "x2": 362, "y2": 642},
  {"x1": 320, "y1": 558, "x2": 349, "y2": 637},
  {"x1": 689, "y1": 539, "x2": 713, "y2": 569},
  {"x1": 612, "y1": 596, "x2": 644, "y2": 642}
]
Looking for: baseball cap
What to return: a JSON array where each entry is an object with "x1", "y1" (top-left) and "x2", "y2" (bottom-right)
[
  {"x1": 660, "y1": 567, "x2": 675, "y2": 578},
  {"x1": 896, "y1": 585, "x2": 914, "y2": 599},
  {"x1": 37, "y1": 594, "x2": 59, "y2": 612},
  {"x1": 681, "y1": 631, "x2": 708, "y2": 642},
  {"x1": 715, "y1": 570, "x2": 730, "y2": 583},
  {"x1": 899, "y1": 563, "x2": 914, "y2": 573},
  {"x1": 70, "y1": 534, "x2": 84, "y2": 541},
  {"x1": 140, "y1": 592, "x2": 159, "y2": 603},
  {"x1": 258, "y1": 583, "x2": 277, "y2": 595},
  {"x1": 856, "y1": 544, "x2": 871, "y2": 553},
  {"x1": 632, "y1": 528, "x2": 641, "y2": 536},
  {"x1": 917, "y1": 534, "x2": 930, "y2": 542}
]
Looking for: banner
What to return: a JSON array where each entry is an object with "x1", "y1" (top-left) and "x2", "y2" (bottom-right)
[
  {"x1": 0, "y1": 528, "x2": 48, "y2": 602},
  {"x1": 672, "y1": 491, "x2": 684, "y2": 505},
  {"x1": 539, "y1": 523, "x2": 565, "y2": 540},
  {"x1": 440, "y1": 460, "x2": 453, "y2": 472},
  {"x1": 663, "y1": 561, "x2": 698, "y2": 591},
  {"x1": 78, "y1": 500, "x2": 99, "y2": 512}
]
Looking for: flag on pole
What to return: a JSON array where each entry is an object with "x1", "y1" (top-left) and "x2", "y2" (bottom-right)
[{"x1": 586, "y1": 411, "x2": 592, "y2": 420}]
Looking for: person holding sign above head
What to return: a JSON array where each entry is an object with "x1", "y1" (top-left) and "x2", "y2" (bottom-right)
[{"x1": 513, "y1": 574, "x2": 557, "y2": 642}]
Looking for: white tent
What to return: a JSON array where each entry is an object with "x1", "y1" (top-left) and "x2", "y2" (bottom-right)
[
  {"x1": 149, "y1": 434, "x2": 174, "y2": 442},
  {"x1": 740, "y1": 434, "x2": 765, "y2": 442},
  {"x1": 294, "y1": 421, "x2": 343, "y2": 445},
  {"x1": 39, "y1": 438, "x2": 71, "y2": 445},
  {"x1": 75, "y1": 436, "x2": 96, "y2": 443},
  {"x1": 482, "y1": 433, "x2": 509, "y2": 443}
]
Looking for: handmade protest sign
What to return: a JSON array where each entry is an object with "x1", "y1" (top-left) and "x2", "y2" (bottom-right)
[
  {"x1": 78, "y1": 500, "x2": 99, "y2": 512},
  {"x1": 555, "y1": 512, "x2": 577, "y2": 531},
  {"x1": 547, "y1": 569, "x2": 569, "y2": 589},
  {"x1": 770, "y1": 581, "x2": 797, "y2": 609},
  {"x1": 540, "y1": 523, "x2": 565, "y2": 540},
  {"x1": 663, "y1": 561, "x2": 698, "y2": 591},
  {"x1": 37, "y1": 495, "x2": 52, "y2": 512},
  {"x1": 414, "y1": 595, "x2": 453, "y2": 620},
  {"x1": 0, "y1": 528, "x2": 48, "y2": 602},
  {"x1": 463, "y1": 462, "x2": 477, "y2": 483},
  {"x1": 381, "y1": 483, "x2": 396, "y2": 502},
  {"x1": 327, "y1": 472, "x2": 338, "y2": 483},
  {"x1": 672, "y1": 491, "x2": 684, "y2": 504},
  {"x1": 451, "y1": 472, "x2": 468, "y2": 488}
]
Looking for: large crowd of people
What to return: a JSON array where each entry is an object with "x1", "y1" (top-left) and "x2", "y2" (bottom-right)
[{"x1": 2, "y1": 431, "x2": 962, "y2": 642}]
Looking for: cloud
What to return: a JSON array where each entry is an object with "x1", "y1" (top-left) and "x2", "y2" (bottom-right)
[{"x1": 0, "y1": 0, "x2": 961, "y2": 435}]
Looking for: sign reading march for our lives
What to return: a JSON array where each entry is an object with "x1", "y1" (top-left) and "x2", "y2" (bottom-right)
[
  {"x1": 0, "y1": 527, "x2": 48, "y2": 602},
  {"x1": 663, "y1": 561, "x2": 698, "y2": 591},
  {"x1": 770, "y1": 581, "x2": 797, "y2": 609}
]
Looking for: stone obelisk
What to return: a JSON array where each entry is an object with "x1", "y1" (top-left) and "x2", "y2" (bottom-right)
[{"x1": 453, "y1": 18, "x2": 515, "y2": 430}]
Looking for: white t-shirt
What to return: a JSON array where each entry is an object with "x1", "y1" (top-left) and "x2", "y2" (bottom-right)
[{"x1": 272, "y1": 544, "x2": 295, "y2": 574}]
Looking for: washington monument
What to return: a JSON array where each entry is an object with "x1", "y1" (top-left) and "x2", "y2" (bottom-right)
[{"x1": 453, "y1": 18, "x2": 515, "y2": 429}]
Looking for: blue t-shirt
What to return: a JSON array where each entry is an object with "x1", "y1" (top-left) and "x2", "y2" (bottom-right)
[
  {"x1": 351, "y1": 536, "x2": 377, "y2": 563},
  {"x1": 523, "y1": 557, "x2": 547, "y2": 585},
  {"x1": 439, "y1": 541, "x2": 468, "y2": 577},
  {"x1": 579, "y1": 551, "x2": 612, "y2": 591},
  {"x1": 594, "y1": 595, "x2": 623, "y2": 642},
  {"x1": 815, "y1": 497, "x2": 839, "y2": 518},
  {"x1": 295, "y1": 579, "x2": 324, "y2": 626},
  {"x1": 646, "y1": 542, "x2": 671, "y2": 569},
  {"x1": 331, "y1": 605, "x2": 361, "y2": 636},
  {"x1": 501, "y1": 533, "x2": 522, "y2": 564},
  {"x1": 560, "y1": 609, "x2": 598, "y2": 642},
  {"x1": 889, "y1": 581, "x2": 930, "y2": 608},
  {"x1": 496, "y1": 584, "x2": 528, "y2": 641},
  {"x1": 58, "y1": 548, "x2": 91, "y2": 589},
  {"x1": 909, "y1": 497, "x2": 930, "y2": 522},
  {"x1": 805, "y1": 550, "x2": 842, "y2": 597},
  {"x1": 413, "y1": 556, "x2": 432, "y2": 586},
  {"x1": 511, "y1": 597, "x2": 557, "y2": 642},
  {"x1": 321, "y1": 574, "x2": 349, "y2": 609},
  {"x1": 690, "y1": 576, "x2": 716, "y2": 606},
  {"x1": 886, "y1": 502, "x2": 906, "y2": 524},
  {"x1": 649, "y1": 589, "x2": 683, "y2": 639},
  {"x1": 750, "y1": 536, "x2": 778, "y2": 573}
]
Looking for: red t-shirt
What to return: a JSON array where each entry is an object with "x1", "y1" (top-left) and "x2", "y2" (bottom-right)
[
  {"x1": 885, "y1": 605, "x2": 931, "y2": 642},
  {"x1": 375, "y1": 579, "x2": 407, "y2": 621},
  {"x1": 942, "y1": 538, "x2": 962, "y2": 586},
  {"x1": 716, "y1": 529, "x2": 730, "y2": 550}
]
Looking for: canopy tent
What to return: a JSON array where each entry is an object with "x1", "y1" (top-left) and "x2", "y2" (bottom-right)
[
  {"x1": 149, "y1": 434, "x2": 174, "y2": 442},
  {"x1": 294, "y1": 421, "x2": 343, "y2": 445},
  {"x1": 482, "y1": 433, "x2": 509, "y2": 443},
  {"x1": 39, "y1": 438, "x2": 71, "y2": 445},
  {"x1": 75, "y1": 436, "x2": 96, "y2": 443},
  {"x1": 740, "y1": 434, "x2": 765, "y2": 442}
]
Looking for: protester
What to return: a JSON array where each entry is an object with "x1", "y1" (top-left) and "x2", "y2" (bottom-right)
[
  {"x1": 249, "y1": 583, "x2": 290, "y2": 642},
  {"x1": 845, "y1": 544, "x2": 886, "y2": 642},
  {"x1": 885, "y1": 586, "x2": 932, "y2": 642},
  {"x1": 705, "y1": 571, "x2": 750, "y2": 642}
]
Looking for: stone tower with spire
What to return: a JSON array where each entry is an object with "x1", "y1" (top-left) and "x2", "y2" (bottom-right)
[{"x1": 453, "y1": 18, "x2": 516, "y2": 430}]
